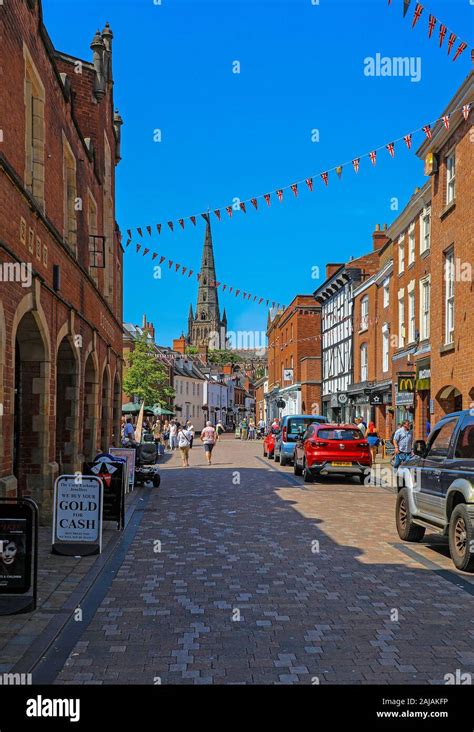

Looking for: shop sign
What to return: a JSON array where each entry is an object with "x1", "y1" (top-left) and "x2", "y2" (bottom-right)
[
  {"x1": 52, "y1": 475, "x2": 103, "y2": 556},
  {"x1": 396, "y1": 390, "x2": 415, "y2": 406},
  {"x1": 0, "y1": 498, "x2": 38, "y2": 615},
  {"x1": 397, "y1": 375, "x2": 415, "y2": 393},
  {"x1": 370, "y1": 394, "x2": 383, "y2": 406}
]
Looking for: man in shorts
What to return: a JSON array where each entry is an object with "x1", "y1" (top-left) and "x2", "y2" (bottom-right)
[{"x1": 200, "y1": 420, "x2": 216, "y2": 465}]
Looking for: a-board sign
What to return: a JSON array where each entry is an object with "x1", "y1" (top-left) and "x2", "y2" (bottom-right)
[
  {"x1": 83, "y1": 454, "x2": 126, "y2": 530},
  {"x1": 0, "y1": 498, "x2": 38, "y2": 615},
  {"x1": 109, "y1": 447, "x2": 136, "y2": 492},
  {"x1": 52, "y1": 475, "x2": 103, "y2": 556}
]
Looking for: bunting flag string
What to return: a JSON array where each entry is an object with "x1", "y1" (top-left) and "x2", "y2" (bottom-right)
[
  {"x1": 124, "y1": 103, "x2": 470, "y2": 240},
  {"x1": 125, "y1": 241, "x2": 286, "y2": 311},
  {"x1": 389, "y1": 0, "x2": 472, "y2": 63}
]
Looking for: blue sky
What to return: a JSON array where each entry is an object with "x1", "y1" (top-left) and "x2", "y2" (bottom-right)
[{"x1": 42, "y1": 0, "x2": 472, "y2": 346}]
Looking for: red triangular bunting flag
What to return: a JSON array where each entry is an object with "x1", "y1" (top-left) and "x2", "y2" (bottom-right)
[
  {"x1": 182, "y1": 267, "x2": 187, "y2": 275},
  {"x1": 412, "y1": 3, "x2": 423, "y2": 29},
  {"x1": 137, "y1": 227, "x2": 143, "y2": 237},
  {"x1": 214, "y1": 209, "x2": 221, "y2": 220},
  {"x1": 305, "y1": 177, "x2": 313, "y2": 191},
  {"x1": 403, "y1": 0, "x2": 411, "y2": 18},
  {"x1": 215, "y1": 282, "x2": 221, "y2": 288},
  {"x1": 439, "y1": 24, "x2": 447, "y2": 47},
  {"x1": 386, "y1": 142, "x2": 395, "y2": 157},
  {"x1": 404, "y1": 133, "x2": 412, "y2": 149},
  {"x1": 352, "y1": 158, "x2": 360, "y2": 173},
  {"x1": 146, "y1": 225, "x2": 152, "y2": 236},
  {"x1": 276, "y1": 189, "x2": 283, "y2": 202},
  {"x1": 226, "y1": 206, "x2": 233, "y2": 218},
  {"x1": 201, "y1": 213, "x2": 208, "y2": 222},
  {"x1": 229, "y1": 287, "x2": 233, "y2": 294},
  {"x1": 240, "y1": 202, "x2": 246, "y2": 214},
  {"x1": 175, "y1": 263, "x2": 180, "y2": 272},
  {"x1": 369, "y1": 150, "x2": 377, "y2": 166},
  {"x1": 156, "y1": 223, "x2": 162, "y2": 235},
  {"x1": 453, "y1": 41, "x2": 467, "y2": 62},
  {"x1": 447, "y1": 33, "x2": 456, "y2": 55},
  {"x1": 197, "y1": 273, "x2": 201, "y2": 280},
  {"x1": 152, "y1": 252, "x2": 158, "y2": 260},
  {"x1": 462, "y1": 103, "x2": 471, "y2": 120},
  {"x1": 442, "y1": 115, "x2": 450, "y2": 130},
  {"x1": 190, "y1": 216, "x2": 196, "y2": 226},
  {"x1": 235, "y1": 289, "x2": 240, "y2": 297},
  {"x1": 127, "y1": 229, "x2": 132, "y2": 238},
  {"x1": 168, "y1": 260, "x2": 173, "y2": 269},
  {"x1": 251, "y1": 198, "x2": 258, "y2": 210},
  {"x1": 321, "y1": 172, "x2": 328, "y2": 186},
  {"x1": 223, "y1": 284, "x2": 227, "y2": 292},
  {"x1": 188, "y1": 269, "x2": 193, "y2": 277},
  {"x1": 136, "y1": 244, "x2": 141, "y2": 253},
  {"x1": 291, "y1": 184, "x2": 298, "y2": 197},
  {"x1": 428, "y1": 14, "x2": 436, "y2": 38},
  {"x1": 422, "y1": 125, "x2": 432, "y2": 139},
  {"x1": 159, "y1": 256, "x2": 166, "y2": 264},
  {"x1": 178, "y1": 219, "x2": 184, "y2": 230},
  {"x1": 168, "y1": 221, "x2": 174, "y2": 232},
  {"x1": 264, "y1": 194, "x2": 271, "y2": 206},
  {"x1": 126, "y1": 239, "x2": 131, "y2": 247},
  {"x1": 242, "y1": 292, "x2": 246, "y2": 298},
  {"x1": 143, "y1": 248, "x2": 149, "y2": 256},
  {"x1": 259, "y1": 298, "x2": 263, "y2": 304}
]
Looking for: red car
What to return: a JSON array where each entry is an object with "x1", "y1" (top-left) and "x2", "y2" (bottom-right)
[
  {"x1": 263, "y1": 431, "x2": 276, "y2": 459},
  {"x1": 293, "y1": 423, "x2": 372, "y2": 483}
]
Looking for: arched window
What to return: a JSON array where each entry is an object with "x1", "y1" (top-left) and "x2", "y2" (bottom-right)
[
  {"x1": 201, "y1": 311, "x2": 206, "y2": 320},
  {"x1": 360, "y1": 343, "x2": 368, "y2": 382}
]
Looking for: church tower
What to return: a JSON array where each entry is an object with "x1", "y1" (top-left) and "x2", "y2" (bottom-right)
[{"x1": 188, "y1": 215, "x2": 227, "y2": 349}]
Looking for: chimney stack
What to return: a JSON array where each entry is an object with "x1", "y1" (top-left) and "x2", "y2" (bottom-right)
[{"x1": 372, "y1": 223, "x2": 389, "y2": 251}]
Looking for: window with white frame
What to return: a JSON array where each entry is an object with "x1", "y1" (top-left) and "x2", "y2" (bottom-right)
[
  {"x1": 382, "y1": 324, "x2": 389, "y2": 373},
  {"x1": 398, "y1": 238, "x2": 405, "y2": 273},
  {"x1": 360, "y1": 296, "x2": 369, "y2": 330},
  {"x1": 444, "y1": 248, "x2": 455, "y2": 344},
  {"x1": 419, "y1": 277, "x2": 430, "y2": 341},
  {"x1": 408, "y1": 289, "x2": 416, "y2": 343},
  {"x1": 398, "y1": 291, "x2": 405, "y2": 348},
  {"x1": 408, "y1": 225, "x2": 415, "y2": 266},
  {"x1": 383, "y1": 278, "x2": 390, "y2": 308},
  {"x1": 421, "y1": 207, "x2": 431, "y2": 253},
  {"x1": 446, "y1": 150, "x2": 456, "y2": 204},
  {"x1": 360, "y1": 343, "x2": 368, "y2": 382}
]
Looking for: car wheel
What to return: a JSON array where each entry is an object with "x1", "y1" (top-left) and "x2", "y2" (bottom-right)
[
  {"x1": 449, "y1": 504, "x2": 474, "y2": 573},
  {"x1": 294, "y1": 456, "x2": 303, "y2": 476},
  {"x1": 303, "y1": 460, "x2": 313, "y2": 483},
  {"x1": 153, "y1": 474, "x2": 161, "y2": 488},
  {"x1": 280, "y1": 454, "x2": 287, "y2": 467},
  {"x1": 396, "y1": 489, "x2": 425, "y2": 542}
]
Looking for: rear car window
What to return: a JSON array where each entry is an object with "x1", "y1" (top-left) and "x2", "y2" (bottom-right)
[
  {"x1": 317, "y1": 429, "x2": 362, "y2": 441},
  {"x1": 454, "y1": 423, "x2": 474, "y2": 460}
]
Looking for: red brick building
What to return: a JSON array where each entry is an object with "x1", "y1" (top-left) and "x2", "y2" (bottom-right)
[
  {"x1": 266, "y1": 295, "x2": 321, "y2": 421},
  {"x1": 0, "y1": 1, "x2": 123, "y2": 520},
  {"x1": 416, "y1": 72, "x2": 473, "y2": 423}
]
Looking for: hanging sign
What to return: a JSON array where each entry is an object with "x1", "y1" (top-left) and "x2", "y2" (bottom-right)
[
  {"x1": 52, "y1": 475, "x2": 103, "y2": 556},
  {"x1": 0, "y1": 498, "x2": 38, "y2": 616}
]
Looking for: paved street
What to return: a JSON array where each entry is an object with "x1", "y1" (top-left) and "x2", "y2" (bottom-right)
[{"x1": 28, "y1": 435, "x2": 471, "y2": 686}]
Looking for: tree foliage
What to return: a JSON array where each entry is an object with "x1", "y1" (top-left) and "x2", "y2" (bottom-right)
[
  {"x1": 208, "y1": 349, "x2": 243, "y2": 366},
  {"x1": 123, "y1": 334, "x2": 174, "y2": 406}
]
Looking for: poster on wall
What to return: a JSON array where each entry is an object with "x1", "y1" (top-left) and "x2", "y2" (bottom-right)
[{"x1": 52, "y1": 475, "x2": 103, "y2": 556}]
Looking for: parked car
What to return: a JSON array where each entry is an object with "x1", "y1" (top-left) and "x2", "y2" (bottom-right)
[
  {"x1": 293, "y1": 423, "x2": 372, "y2": 483},
  {"x1": 274, "y1": 414, "x2": 327, "y2": 466},
  {"x1": 395, "y1": 409, "x2": 474, "y2": 572},
  {"x1": 263, "y1": 431, "x2": 276, "y2": 459}
]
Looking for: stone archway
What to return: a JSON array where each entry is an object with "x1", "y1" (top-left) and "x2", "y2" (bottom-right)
[
  {"x1": 55, "y1": 336, "x2": 79, "y2": 474},
  {"x1": 82, "y1": 351, "x2": 99, "y2": 461},
  {"x1": 100, "y1": 364, "x2": 111, "y2": 452},
  {"x1": 13, "y1": 310, "x2": 50, "y2": 512},
  {"x1": 436, "y1": 384, "x2": 463, "y2": 417}
]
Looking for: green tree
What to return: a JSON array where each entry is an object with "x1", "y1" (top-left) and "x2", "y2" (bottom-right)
[
  {"x1": 123, "y1": 334, "x2": 174, "y2": 406},
  {"x1": 208, "y1": 349, "x2": 243, "y2": 366}
]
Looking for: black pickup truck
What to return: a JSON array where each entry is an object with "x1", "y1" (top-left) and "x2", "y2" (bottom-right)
[{"x1": 395, "y1": 409, "x2": 474, "y2": 572}]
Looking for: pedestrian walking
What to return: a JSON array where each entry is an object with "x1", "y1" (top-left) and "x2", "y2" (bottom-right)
[
  {"x1": 186, "y1": 420, "x2": 195, "y2": 448},
  {"x1": 393, "y1": 420, "x2": 413, "y2": 469},
  {"x1": 240, "y1": 418, "x2": 248, "y2": 441},
  {"x1": 216, "y1": 420, "x2": 225, "y2": 441},
  {"x1": 177, "y1": 424, "x2": 193, "y2": 467},
  {"x1": 200, "y1": 420, "x2": 216, "y2": 465},
  {"x1": 366, "y1": 421, "x2": 380, "y2": 463},
  {"x1": 355, "y1": 417, "x2": 367, "y2": 438},
  {"x1": 248, "y1": 419, "x2": 256, "y2": 440},
  {"x1": 169, "y1": 420, "x2": 178, "y2": 450}
]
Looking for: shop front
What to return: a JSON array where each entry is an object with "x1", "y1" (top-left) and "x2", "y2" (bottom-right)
[
  {"x1": 369, "y1": 383, "x2": 393, "y2": 439},
  {"x1": 415, "y1": 362, "x2": 431, "y2": 440}
]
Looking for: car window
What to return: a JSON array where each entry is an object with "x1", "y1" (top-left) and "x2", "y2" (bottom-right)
[
  {"x1": 317, "y1": 429, "x2": 362, "y2": 441},
  {"x1": 425, "y1": 419, "x2": 457, "y2": 459},
  {"x1": 454, "y1": 423, "x2": 474, "y2": 460},
  {"x1": 287, "y1": 418, "x2": 317, "y2": 436}
]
